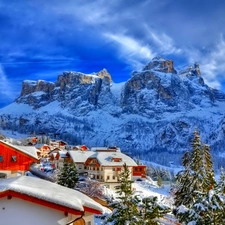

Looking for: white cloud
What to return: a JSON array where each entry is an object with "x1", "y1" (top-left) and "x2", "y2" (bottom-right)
[
  {"x1": 186, "y1": 35, "x2": 225, "y2": 89},
  {"x1": 145, "y1": 27, "x2": 182, "y2": 55},
  {"x1": 104, "y1": 33, "x2": 155, "y2": 70}
]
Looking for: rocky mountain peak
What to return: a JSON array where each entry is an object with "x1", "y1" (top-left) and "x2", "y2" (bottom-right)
[
  {"x1": 179, "y1": 63, "x2": 201, "y2": 76},
  {"x1": 20, "y1": 80, "x2": 55, "y2": 97},
  {"x1": 97, "y1": 68, "x2": 112, "y2": 83},
  {"x1": 142, "y1": 57, "x2": 177, "y2": 74}
]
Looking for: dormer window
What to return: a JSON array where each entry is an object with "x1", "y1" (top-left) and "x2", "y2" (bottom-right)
[{"x1": 11, "y1": 156, "x2": 16, "y2": 162}]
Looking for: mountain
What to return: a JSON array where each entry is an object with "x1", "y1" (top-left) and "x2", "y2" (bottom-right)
[{"x1": 0, "y1": 57, "x2": 225, "y2": 163}]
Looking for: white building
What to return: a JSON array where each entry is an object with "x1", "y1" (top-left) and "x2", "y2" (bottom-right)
[
  {"x1": 68, "y1": 148, "x2": 146, "y2": 189},
  {"x1": 0, "y1": 176, "x2": 103, "y2": 225}
]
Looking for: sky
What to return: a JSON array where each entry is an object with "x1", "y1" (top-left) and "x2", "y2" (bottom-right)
[{"x1": 0, "y1": 0, "x2": 225, "y2": 108}]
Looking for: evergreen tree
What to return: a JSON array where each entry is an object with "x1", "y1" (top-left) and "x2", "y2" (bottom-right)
[
  {"x1": 105, "y1": 163, "x2": 140, "y2": 225},
  {"x1": 174, "y1": 151, "x2": 193, "y2": 207},
  {"x1": 57, "y1": 162, "x2": 79, "y2": 188},
  {"x1": 157, "y1": 176, "x2": 162, "y2": 187},
  {"x1": 104, "y1": 164, "x2": 170, "y2": 225},
  {"x1": 218, "y1": 167, "x2": 225, "y2": 194},
  {"x1": 176, "y1": 190, "x2": 225, "y2": 225},
  {"x1": 174, "y1": 131, "x2": 224, "y2": 224},
  {"x1": 202, "y1": 144, "x2": 216, "y2": 190},
  {"x1": 139, "y1": 196, "x2": 170, "y2": 225}
]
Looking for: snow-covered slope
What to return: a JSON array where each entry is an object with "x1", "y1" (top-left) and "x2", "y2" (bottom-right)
[{"x1": 1, "y1": 57, "x2": 225, "y2": 158}]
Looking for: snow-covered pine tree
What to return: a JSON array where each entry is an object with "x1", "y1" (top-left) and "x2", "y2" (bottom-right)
[
  {"x1": 177, "y1": 190, "x2": 225, "y2": 225},
  {"x1": 57, "y1": 162, "x2": 79, "y2": 188},
  {"x1": 189, "y1": 130, "x2": 206, "y2": 194},
  {"x1": 174, "y1": 151, "x2": 193, "y2": 207},
  {"x1": 174, "y1": 131, "x2": 225, "y2": 224},
  {"x1": 218, "y1": 167, "x2": 225, "y2": 194},
  {"x1": 139, "y1": 196, "x2": 170, "y2": 225},
  {"x1": 104, "y1": 164, "x2": 170, "y2": 225},
  {"x1": 202, "y1": 144, "x2": 216, "y2": 191},
  {"x1": 105, "y1": 163, "x2": 140, "y2": 225}
]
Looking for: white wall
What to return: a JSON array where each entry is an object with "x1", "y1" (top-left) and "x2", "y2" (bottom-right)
[{"x1": 0, "y1": 196, "x2": 94, "y2": 225}]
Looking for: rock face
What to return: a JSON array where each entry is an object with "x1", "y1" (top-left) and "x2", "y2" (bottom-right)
[
  {"x1": 17, "y1": 69, "x2": 113, "y2": 111},
  {"x1": 142, "y1": 56, "x2": 177, "y2": 74},
  {"x1": 1, "y1": 57, "x2": 225, "y2": 161}
]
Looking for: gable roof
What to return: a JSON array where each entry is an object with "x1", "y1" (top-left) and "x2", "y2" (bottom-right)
[
  {"x1": 88, "y1": 152, "x2": 137, "y2": 167},
  {"x1": 0, "y1": 176, "x2": 103, "y2": 215},
  {"x1": 68, "y1": 150, "x2": 95, "y2": 163},
  {"x1": 0, "y1": 140, "x2": 39, "y2": 160}
]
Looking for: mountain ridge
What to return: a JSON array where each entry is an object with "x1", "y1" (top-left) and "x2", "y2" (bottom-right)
[{"x1": 1, "y1": 57, "x2": 225, "y2": 161}]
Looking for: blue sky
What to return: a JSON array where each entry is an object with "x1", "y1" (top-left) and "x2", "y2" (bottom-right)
[{"x1": 0, "y1": 0, "x2": 225, "y2": 107}]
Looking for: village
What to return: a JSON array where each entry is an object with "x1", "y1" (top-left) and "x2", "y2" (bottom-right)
[{"x1": 0, "y1": 134, "x2": 149, "y2": 225}]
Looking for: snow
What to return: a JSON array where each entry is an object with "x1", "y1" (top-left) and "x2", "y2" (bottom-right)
[
  {"x1": 30, "y1": 91, "x2": 46, "y2": 97},
  {"x1": 0, "y1": 176, "x2": 103, "y2": 213},
  {"x1": 23, "y1": 80, "x2": 37, "y2": 85},
  {"x1": 0, "y1": 140, "x2": 39, "y2": 160},
  {"x1": 91, "y1": 151, "x2": 137, "y2": 167},
  {"x1": 0, "y1": 102, "x2": 34, "y2": 115},
  {"x1": 110, "y1": 82, "x2": 125, "y2": 99},
  {"x1": 69, "y1": 150, "x2": 95, "y2": 163}
]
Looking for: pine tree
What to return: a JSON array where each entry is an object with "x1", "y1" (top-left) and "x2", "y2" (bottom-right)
[
  {"x1": 202, "y1": 144, "x2": 216, "y2": 191},
  {"x1": 105, "y1": 163, "x2": 140, "y2": 225},
  {"x1": 157, "y1": 176, "x2": 162, "y2": 187},
  {"x1": 140, "y1": 196, "x2": 170, "y2": 225},
  {"x1": 174, "y1": 151, "x2": 193, "y2": 207},
  {"x1": 174, "y1": 131, "x2": 224, "y2": 224},
  {"x1": 177, "y1": 190, "x2": 225, "y2": 225},
  {"x1": 104, "y1": 164, "x2": 170, "y2": 225},
  {"x1": 57, "y1": 162, "x2": 79, "y2": 188},
  {"x1": 218, "y1": 167, "x2": 225, "y2": 194}
]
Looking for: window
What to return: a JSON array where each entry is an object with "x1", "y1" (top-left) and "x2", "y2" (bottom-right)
[
  {"x1": 97, "y1": 167, "x2": 99, "y2": 171},
  {"x1": 112, "y1": 168, "x2": 115, "y2": 171},
  {"x1": 84, "y1": 166, "x2": 87, "y2": 169},
  {"x1": 113, "y1": 176, "x2": 115, "y2": 180},
  {"x1": 97, "y1": 175, "x2": 99, "y2": 179},
  {"x1": 107, "y1": 176, "x2": 110, "y2": 180},
  {"x1": 0, "y1": 156, "x2": 3, "y2": 162},
  {"x1": 11, "y1": 156, "x2": 16, "y2": 162}
]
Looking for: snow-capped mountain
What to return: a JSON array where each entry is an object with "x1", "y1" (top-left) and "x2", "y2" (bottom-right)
[{"x1": 1, "y1": 57, "x2": 225, "y2": 158}]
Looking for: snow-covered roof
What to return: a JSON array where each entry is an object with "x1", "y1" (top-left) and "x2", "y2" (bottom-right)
[
  {"x1": 68, "y1": 150, "x2": 95, "y2": 163},
  {"x1": 0, "y1": 140, "x2": 39, "y2": 160},
  {"x1": 90, "y1": 152, "x2": 137, "y2": 166},
  {"x1": 0, "y1": 176, "x2": 103, "y2": 214}
]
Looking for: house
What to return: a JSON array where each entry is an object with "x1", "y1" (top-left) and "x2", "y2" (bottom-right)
[
  {"x1": 0, "y1": 140, "x2": 40, "y2": 178},
  {"x1": 49, "y1": 149, "x2": 70, "y2": 169},
  {"x1": 50, "y1": 140, "x2": 68, "y2": 150},
  {"x1": 68, "y1": 150, "x2": 95, "y2": 175},
  {"x1": 68, "y1": 148, "x2": 146, "y2": 189},
  {"x1": 35, "y1": 143, "x2": 51, "y2": 158},
  {"x1": 0, "y1": 176, "x2": 103, "y2": 225}
]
